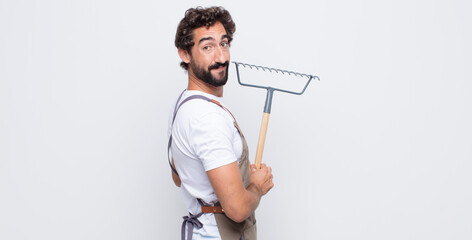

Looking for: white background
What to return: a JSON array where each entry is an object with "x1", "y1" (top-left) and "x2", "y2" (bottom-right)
[{"x1": 1, "y1": 0, "x2": 471, "y2": 239}]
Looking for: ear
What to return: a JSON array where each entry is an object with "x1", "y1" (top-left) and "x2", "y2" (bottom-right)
[{"x1": 178, "y1": 48, "x2": 190, "y2": 64}]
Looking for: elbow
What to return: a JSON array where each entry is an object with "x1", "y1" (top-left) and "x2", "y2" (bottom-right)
[
  {"x1": 174, "y1": 179, "x2": 181, "y2": 187},
  {"x1": 224, "y1": 206, "x2": 250, "y2": 223},
  {"x1": 225, "y1": 212, "x2": 246, "y2": 223},
  {"x1": 172, "y1": 172, "x2": 181, "y2": 187}
]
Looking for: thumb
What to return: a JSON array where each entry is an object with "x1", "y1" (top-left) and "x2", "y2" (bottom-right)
[{"x1": 250, "y1": 164, "x2": 257, "y2": 172}]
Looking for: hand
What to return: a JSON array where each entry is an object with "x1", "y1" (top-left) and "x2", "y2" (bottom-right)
[{"x1": 249, "y1": 163, "x2": 274, "y2": 196}]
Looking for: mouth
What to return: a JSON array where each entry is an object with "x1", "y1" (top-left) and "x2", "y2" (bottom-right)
[
  {"x1": 208, "y1": 62, "x2": 229, "y2": 72},
  {"x1": 212, "y1": 65, "x2": 226, "y2": 72}
]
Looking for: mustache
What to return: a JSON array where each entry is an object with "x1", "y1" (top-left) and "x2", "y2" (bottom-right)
[{"x1": 208, "y1": 61, "x2": 229, "y2": 71}]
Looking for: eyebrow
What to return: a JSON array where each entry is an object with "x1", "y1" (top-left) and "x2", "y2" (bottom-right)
[
  {"x1": 198, "y1": 35, "x2": 230, "y2": 44},
  {"x1": 198, "y1": 36, "x2": 214, "y2": 44}
]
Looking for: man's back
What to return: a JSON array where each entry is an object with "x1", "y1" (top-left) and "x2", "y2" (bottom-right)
[{"x1": 168, "y1": 90, "x2": 243, "y2": 238}]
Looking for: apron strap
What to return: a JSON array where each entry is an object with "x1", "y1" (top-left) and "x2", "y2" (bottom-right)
[
  {"x1": 168, "y1": 90, "x2": 243, "y2": 176},
  {"x1": 195, "y1": 199, "x2": 245, "y2": 240},
  {"x1": 168, "y1": 92, "x2": 215, "y2": 176},
  {"x1": 181, "y1": 212, "x2": 203, "y2": 240},
  {"x1": 208, "y1": 99, "x2": 244, "y2": 138},
  {"x1": 168, "y1": 90, "x2": 186, "y2": 176}
]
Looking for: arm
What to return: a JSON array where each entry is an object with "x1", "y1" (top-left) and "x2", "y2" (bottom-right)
[
  {"x1": 207, "y1": 162, "x2": 273, "y2": 223},
  {"x1": 192, "y1": 111, "x2": 273, "y2": 221},
  {"x1": 171, "y1": 159, "x2": 181, "y2": 187}
]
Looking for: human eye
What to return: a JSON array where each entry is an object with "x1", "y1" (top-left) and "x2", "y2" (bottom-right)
[
  {"x1": 202, "y1": 45, "x2": 212, "y2": 51},
  {"x1": 221, "y1": 41, "x2": 230, "y2": 48}
]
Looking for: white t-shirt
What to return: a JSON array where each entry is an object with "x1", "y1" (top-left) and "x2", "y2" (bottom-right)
[{"x1": 168, "y1": 90, "x2": 243, "y2": 239}]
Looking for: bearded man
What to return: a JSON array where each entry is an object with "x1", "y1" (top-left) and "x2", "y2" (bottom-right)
[{"x1": 167, "y1": 6, "x2": 274, "y2": 240}]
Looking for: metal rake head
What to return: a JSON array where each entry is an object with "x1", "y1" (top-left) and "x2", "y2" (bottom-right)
[
  {"x1": 233, "y1": 61, "x2": 320, "y2": 96},
  {"x1": 232, "y1": 61, "x2": 320, "y2": 113}
]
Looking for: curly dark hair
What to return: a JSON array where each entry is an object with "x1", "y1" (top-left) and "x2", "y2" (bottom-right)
[{"x1": 175, "y1": 6, "x2": 236, "y2": 70}]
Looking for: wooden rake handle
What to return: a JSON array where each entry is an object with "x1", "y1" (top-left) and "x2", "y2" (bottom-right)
[
  {"x1": 254, "y1": 112, "x2": 270, "y2": 169},
  {"x1": 254, "y1": 88, "x2": 275, "y2": 170}
]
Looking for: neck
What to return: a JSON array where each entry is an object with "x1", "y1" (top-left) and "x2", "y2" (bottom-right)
[{"x1": 187, "y1": 69, "x2": 224, "y2": 97}]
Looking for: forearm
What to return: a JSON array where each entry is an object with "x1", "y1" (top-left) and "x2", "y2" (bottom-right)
[
  {"x1": 241, "y1": 183, "x2": 263, "y2": 217},
  {"x1": 208, "y1": 162, "x2": 273, "y2": 223},
  {"x1": 223, "y1": 184, "x2": 262, "y2": 222}
]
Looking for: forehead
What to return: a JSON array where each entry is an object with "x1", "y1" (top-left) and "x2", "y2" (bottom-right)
[{"x1": 193, "y1": 22, "x2": 227, "y2": 43}]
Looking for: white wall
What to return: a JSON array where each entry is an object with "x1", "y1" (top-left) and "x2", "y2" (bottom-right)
[{"x1": 1, "y1": 0, "x2": 471, "y2": 239}]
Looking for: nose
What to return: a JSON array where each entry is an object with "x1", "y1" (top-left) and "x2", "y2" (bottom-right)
[{"x1": 214, "y1": 45, "x2": 228, "y2": 63}]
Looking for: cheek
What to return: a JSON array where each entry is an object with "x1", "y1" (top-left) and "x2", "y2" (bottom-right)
[
  {"x1": 200, "y1": 54, "x2": 215, "y2": 65},
  {"x1": 192, "y1": 53, "x2": 208, "y2": 64},
  {"x1": 223, "y1": 49, "x2": 231, "y2": 59}
]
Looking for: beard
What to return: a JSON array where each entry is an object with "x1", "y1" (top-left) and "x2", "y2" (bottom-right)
[{"x1": 190, "y1": 60, "x2": 229, "y2": 87}]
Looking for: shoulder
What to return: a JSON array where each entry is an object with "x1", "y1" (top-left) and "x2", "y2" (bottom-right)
[
  {"x1": 169, "y1": 91, "x2": 239, "y2": 171},
  {"x1": 178, "y1": 98, "x2": 226, "y2": 123},
  {"x1": 174, "y1": 92, "x2": 229, "y2": 124},
  {"x1": 170, "y1": 91, "x2": 235, "y2": 136}
]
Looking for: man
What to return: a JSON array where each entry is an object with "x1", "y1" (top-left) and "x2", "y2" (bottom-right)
[{"x1": 168, "y1": 6, "x2": 274, "y2": 240}]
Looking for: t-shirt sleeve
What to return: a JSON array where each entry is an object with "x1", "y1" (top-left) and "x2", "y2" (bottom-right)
[{"x1": 189, "y1": 111, "x2": 237, "y2": 171}]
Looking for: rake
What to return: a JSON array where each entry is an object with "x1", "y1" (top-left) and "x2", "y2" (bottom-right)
[{"x1": 233, "y1": 61, "x2": 320, "y2": 169}]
